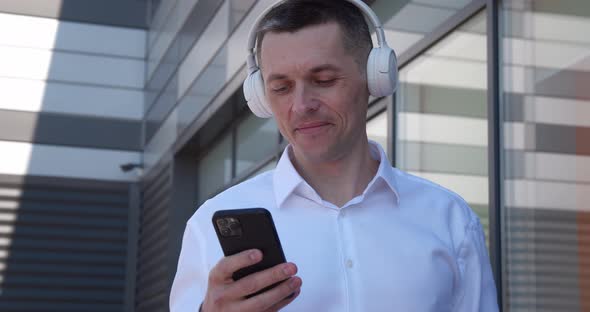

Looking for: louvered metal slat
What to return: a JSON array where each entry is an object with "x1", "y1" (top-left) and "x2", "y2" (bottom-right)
[
  {"x1": 1, "y1": 262, "x2": 126, "y2": 277},
  {"x1": 135, "y1": 274, "x2": 169, "y2": 304},
  {"x1": 142, "y1": 182, "x2": 170, "y2": 212},
  {"x1": 138, "y1": 215, "x2": 169, "y2": 251},
  {"x1": 0, "y1": 224, "x2": 127, "y2": 241},
  {"x1": 138, "y1": 225, "x2": 168, "y2": 269},
  {"x1": 0, "y1": 212, "x2": 128, "y2": 228},
  {"x1": 140, "y1": 194, "x2": 171, "y2": 226},
  {"x1": 136, "y1": 291, "x2": 168, "y2": 312},
  {"x1": 136, "y1": 260, "x2": 169, "y2": 290},
  {"x1": 143, "y1": 168, "x2": 171, "y2": 195},
  {"x1": 0, "y1": 288, "x2": 123, "y2": 302},
  {"x1": 0, "y1": 301, "x2": 122, "y2": 312},
  {"x1": 0, "y1": 200, "x2": 128, "y2": 217},
  {"x1": 0, "y1": 275, "x2": 124, "y2": 289},
  {"x1": 135, "y1": 164, "x2": 172, "y2": 312},
  {"x1": 2, "y1": 237, "x2": 127, "y2": 252},
  {"x1": 0, "y1": 186, "x2": 128, "y2": 205},
  {"x1": 506, "y1": 207, "x2": 588, "y2": 312},
  {"x1": 1, "y1": 250, "x2": 124, "y2": 265},
  {"x1": 136, "y1": 246, "x2": 168, "y2": 276},
  {"x1": 0, "y1": 175, "x2": 131, "y2": 311}
]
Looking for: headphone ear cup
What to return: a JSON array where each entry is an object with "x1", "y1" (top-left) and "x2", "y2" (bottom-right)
[
  {"x1": 366, "y1": 46, "x2": 398, "y2": 97},
  {"x1": 243, "y1": 69, "x2": 273, "y2": 118}
]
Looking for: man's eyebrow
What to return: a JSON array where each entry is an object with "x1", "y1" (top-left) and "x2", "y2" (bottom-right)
[
  {"x1": 266, "y1": 64, "x2": 342, "y2": 82},
  {"x1": 266, "y1": 73, "x2": 287, "y2": 82},
  {"x1": 310, "y1": 64, "x2": 341, "y2": 73}
]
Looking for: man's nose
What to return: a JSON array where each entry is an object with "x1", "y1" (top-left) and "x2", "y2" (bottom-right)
[{"x1": 292, "y1": 83, "x2": 319, "y2": 115}]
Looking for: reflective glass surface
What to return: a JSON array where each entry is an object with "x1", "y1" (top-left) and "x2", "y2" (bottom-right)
[
  {"x1": 198, "y1": 133, "x2": 232, "y2": 202},
  {"x1": 501, "y1": 1, "x2": 590, "y2": 311},
  {"x1": 246, "y1": 160, "x2": 276, "y2": 179},
  {"x1": 396, "y1": 11, "x2": 489, "y2": 237},
  {"x1": 374, "y1": 0, "x2": 482, "y2": 56},
  {"x1": 366, "y1": 107, "x2": 389, "y2": 159},
  {"x1": 236, "y1": 114, "x2": 278, "y2": 176}
]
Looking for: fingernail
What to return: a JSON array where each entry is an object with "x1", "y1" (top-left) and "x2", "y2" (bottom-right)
[
  {"x1": 249, "y1": 250, "x2": 260, "y2": 261},
  {"x1": 289, "y1": 277, "x2": 300, "y2": 289},
  {"x1": 283, "y1": 264, "x2": 293, "y2": 276}
]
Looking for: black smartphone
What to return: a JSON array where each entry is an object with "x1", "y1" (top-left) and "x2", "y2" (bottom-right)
[{"x1": 212, "y1": 208, "x2": 287, "y2": 297}]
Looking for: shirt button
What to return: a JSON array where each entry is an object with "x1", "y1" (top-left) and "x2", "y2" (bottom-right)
[{"x1": 346, "y1": 259, "x2": 354, "y2": 268}]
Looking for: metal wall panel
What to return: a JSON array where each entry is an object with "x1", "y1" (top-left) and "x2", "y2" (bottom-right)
[
  {"x1": 0, "y1": 141, "x2": 141, "y2": 182},
  {"x1": 0, "y1": 109, "x2": 141, "y2": 151},
  {"x1": 0, "y1": 78, "x2": 144, "y2": 120},
  {"x1": 0, "y1": 0, "x2": 147, "y2": 29}
]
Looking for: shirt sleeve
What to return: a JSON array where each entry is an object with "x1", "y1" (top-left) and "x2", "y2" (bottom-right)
[
  {"x1": 452, "y1": 214, "x2": 499, "y2": 312},
  {"x1": 170, "y1": 221, "x2": 209, "y2": 312}
]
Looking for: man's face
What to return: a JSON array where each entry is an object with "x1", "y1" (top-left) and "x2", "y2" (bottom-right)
[{"x1": 260, "y1": 22, "x2": 369, "y2": 163}]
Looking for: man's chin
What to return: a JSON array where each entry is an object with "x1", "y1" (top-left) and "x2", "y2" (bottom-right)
[{"x1": 291, "y1": 143, "x2": 336, "y2": 164}]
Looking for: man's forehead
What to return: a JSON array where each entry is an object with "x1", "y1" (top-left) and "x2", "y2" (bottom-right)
[
  {"x1": 263, "y1": 21, "x2": 342, "y2": 39},
  {"x1": 259, "y1": 23, "x2": 347, "y2": 67},
  {"x1": 260, "y1": 22, "x2": 345, "y2": 54}
]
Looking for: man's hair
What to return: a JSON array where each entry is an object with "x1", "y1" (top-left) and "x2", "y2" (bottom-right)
[{"x1": 255, "y1": 0, "x2": 373, "y2": 71}]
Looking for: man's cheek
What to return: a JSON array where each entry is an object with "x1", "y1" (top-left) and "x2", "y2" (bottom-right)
[{"x1": 276, "y1": 124, "x2": 290, "y2": 140}]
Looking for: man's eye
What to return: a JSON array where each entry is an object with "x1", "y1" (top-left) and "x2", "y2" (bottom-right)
[
  {"x1": 315, "y1": 79, "x2": 336, "y2": 86},
  {"x1": 271, "y1": 86, "x2": 288, "y2": 94}
]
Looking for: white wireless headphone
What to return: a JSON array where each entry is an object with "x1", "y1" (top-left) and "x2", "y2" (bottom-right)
[{"x1": 243, "y1": 0, "x2": 398, "y2": 118}]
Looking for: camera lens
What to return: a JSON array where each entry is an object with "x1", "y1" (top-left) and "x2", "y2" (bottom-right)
[
  {"x1": 217, "y1": 218, "x2": 228, "y2": 226},
  {"x1": 220, "y1": 227, "x2": 231, "y2": 236},
  {"x1": 229, "y1": 221, "x2": 240, "y2": 231}
]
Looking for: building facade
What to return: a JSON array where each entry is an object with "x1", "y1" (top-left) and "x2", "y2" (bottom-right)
[
  {"x1": 0, "y1": 1, "x2": 146, "y2": 311},
  {"x1": 0, "y1": 0, "x2": 588, "y2": 311}
]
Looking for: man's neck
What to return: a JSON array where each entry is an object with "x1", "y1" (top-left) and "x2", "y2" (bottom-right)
[{"x1": 290, "y1": 139, "x2": 380, "y2": 208}]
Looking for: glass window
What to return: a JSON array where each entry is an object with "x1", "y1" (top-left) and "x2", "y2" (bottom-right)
[
  {"x1": 367, "y1": 108, "x2": 389, "y2": 160},
  {"x1": 198, "y1": 133, "x2": 233, "y2": 202},
  {"x1": 236, "y1": 114, "x2": 279, "y2": 176},
  {"x1": 501, "y1": 1, "x2": 590, "y2": 311},
  {"x1": 396, "y1": 11, "x2": 489, "y2": 238},
  {"x1": 374, "y1": 0, "x2": 484, "y2": 56},
  {"x1": 230, "y1": 0, "x2": 257, "y2": 31},
  {"x1": 247, "y1": 161, "x2": 277, "y2": 179}
]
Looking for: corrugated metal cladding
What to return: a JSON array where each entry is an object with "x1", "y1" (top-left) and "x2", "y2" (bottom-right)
[
  {"x1": 0, "y1": 174, "x2": 131, "y2": 311},
  {"x1": 135, "y1": 164, "x2": 172, "y2": 312}
]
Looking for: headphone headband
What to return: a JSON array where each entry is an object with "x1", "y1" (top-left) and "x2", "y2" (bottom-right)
[
  {"x1": 246, "y1": 0, "x2": 387, "y2": 74},
  {"x1": 243, "y1": 0, "x2": 398, "y2": 118}
]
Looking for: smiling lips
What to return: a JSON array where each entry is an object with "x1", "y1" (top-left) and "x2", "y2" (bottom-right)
[{"x1": 295, "y1": 121, "x2": 332, "y2": 135}]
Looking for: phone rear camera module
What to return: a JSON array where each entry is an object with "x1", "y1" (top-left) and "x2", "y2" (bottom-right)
[
  {"x1": 229, "y1": 221, "x2": 240, "y2": 230},
  {"x1": 220, "y1": 227, "x2": 231, "y2": 236},
  {"x1": 216, "y1": 217, "x2": 243, "y2": 237}
]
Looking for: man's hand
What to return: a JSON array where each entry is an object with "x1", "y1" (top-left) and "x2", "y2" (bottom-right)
[{"x1": 202, "y1": 249, "x2": 302, "y2": 312}]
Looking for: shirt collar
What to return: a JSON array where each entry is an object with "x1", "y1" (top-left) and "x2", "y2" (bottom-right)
[
  {"x1": 273, "y1": 145, "x2": 306, "y2": 208},
  {"x1": 273, "y1": 141, "x2": 400, "y2": 208}
]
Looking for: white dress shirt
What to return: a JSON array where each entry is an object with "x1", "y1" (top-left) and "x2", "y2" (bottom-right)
[{"x1": 170, "y1": 142, "x2": 499, "y2": 312}]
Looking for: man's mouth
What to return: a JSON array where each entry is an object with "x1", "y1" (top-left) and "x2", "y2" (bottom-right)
[{"x1": 295, "y1": 121, "x2": 332, "y2": 134}]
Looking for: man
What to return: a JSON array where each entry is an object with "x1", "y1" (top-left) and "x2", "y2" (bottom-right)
[{"x1": 170, "y1": 1, "x2": 499, "y2": 311}]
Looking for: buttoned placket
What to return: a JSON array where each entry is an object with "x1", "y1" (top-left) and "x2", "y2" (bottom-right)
[
  {"x1": 291, "y1": 165, "x2": 381, "y2": 312},
  {"x1": 335, "y1": 199, "x2": 365, "y2": 312},
  {"x1": 334, "y1": 206, "x2": 351, "y2": 312}
]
